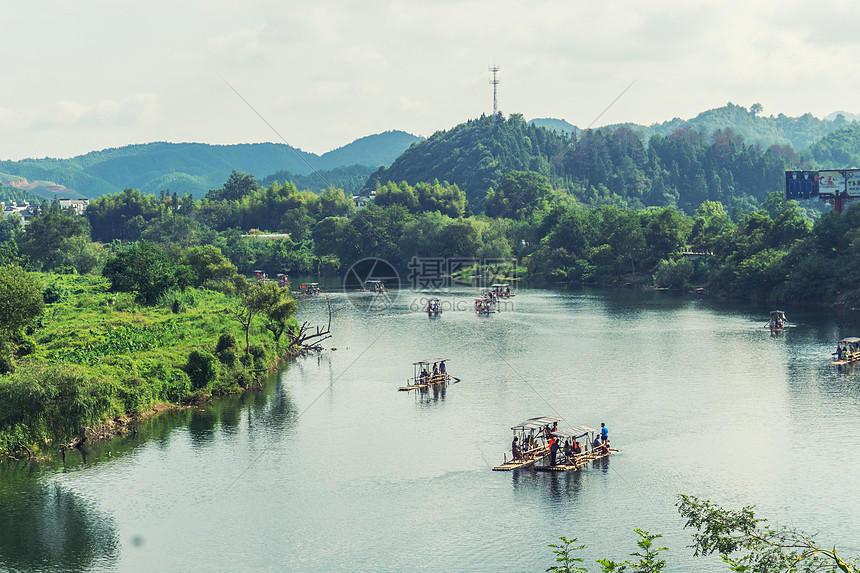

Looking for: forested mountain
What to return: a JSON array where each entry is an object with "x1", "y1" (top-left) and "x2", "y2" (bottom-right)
[
  {"x1": 531, "y1": 103, "x2": 853, "y2": 152},
  {"x1": 608, "y1": 103, "x2": 852, "y2": 151},
  {"x1": 364, "y1": 113, "x2": 795, "y2": 214},
  {"x1": 803, "y1": 123, "x2": 860, "y2": 169},
  {"x1": 0, "y1": 132, "x2": 421, "y2": 200},
  {"x1": 529, "y1": 118, "x2": 579, "y2": 135},
  {"x1": 318, "y1": 130, "x2": 423, "y2": 167},
  {"x1": 260, "y1": 164, "x2": 377, "y2": 195},
  {"x1": 364, "y1": 114, "x2": 567, "y2": 209}
]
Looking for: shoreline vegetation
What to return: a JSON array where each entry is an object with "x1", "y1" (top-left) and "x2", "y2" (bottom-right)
[{"x1": 0, "y1": 271, "x2": 327, "y2": 460}]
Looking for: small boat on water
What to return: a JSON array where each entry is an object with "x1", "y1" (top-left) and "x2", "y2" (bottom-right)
[
  {"x1": 427, "y1": 298, "x2": 442, "y2": 316},
  {"x1": 398, "y1": 359, "x2": 460, "y2": 391},
  {"x1": 492, "y1": 416, "x2": 562, "y2": 470},
  {"x1": 475, "y1": 295, "x2": 497, "y2": 314},
  {"x1": 493, "y1": 418, "x2": 616, "y2": 471},
  {"x1": 365, "y1": 280, "x2": 387, "y2": 293},
  {"x1": 831, "y1": 337, "x2": 860, "y2": 365},
  {"x1": 300, "y1": 283, "x2": 322, "y2": 296},
  {"x1": 766, "y1": 310, "x2": 792, "y2": 331},
  {"x1": 489, "y1": 283, "x2": 515, "y2": 298}
]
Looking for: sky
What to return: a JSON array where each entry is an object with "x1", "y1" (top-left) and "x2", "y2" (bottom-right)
[{"x1": 2, "y1": 0, "x2": 859, "y2": 161}]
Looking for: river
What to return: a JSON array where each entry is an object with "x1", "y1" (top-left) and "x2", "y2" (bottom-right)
[{"x1": 2, "y1": 285, "x2": 860, "y2": 572}]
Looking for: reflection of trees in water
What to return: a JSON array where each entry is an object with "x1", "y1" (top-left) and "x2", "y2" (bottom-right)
[
  {"x1": 0, "y1": 473, "x2": 118, "y2": 571},
  {"x1": 185, "y1": 376, "x2": 297, "y2": 448}
]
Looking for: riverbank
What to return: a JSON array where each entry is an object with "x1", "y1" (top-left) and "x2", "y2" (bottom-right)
[{"x1": 0, "y1": 273, "x2": 311, "y2": 460}]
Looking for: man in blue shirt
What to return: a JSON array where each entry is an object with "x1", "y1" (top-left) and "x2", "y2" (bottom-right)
[{"x1": 600, "y1": 423, "x2": 609, "y2": 445}]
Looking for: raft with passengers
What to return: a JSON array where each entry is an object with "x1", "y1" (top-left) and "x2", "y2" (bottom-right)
[
  {"x1": 365, "y1": 280, "x2": 388, "y2": 293},
  {"x1": 427, "y1": 298, "x2": 442, "y2": 316},
  {"x1": 765, "y1": 310, "x2": 792, "y2": 331},
  {"x1": 831, "y1": 337, "x2": 860, "y2": 365},
  {"x1": 489, "y1": 283, "x2": 515, "y2": 298},
  {"x1": 493, "y1": 417, "x2": 616, "y2": 471},
  {"x1": 399, "y1": 359, "x2": 460, "y2": 391},
  {"x1": 300, "y1": 283, "x2": 322, "y2": 296}
]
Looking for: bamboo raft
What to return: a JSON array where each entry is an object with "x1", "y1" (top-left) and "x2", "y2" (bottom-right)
[
  {"x1": 492, "y1": 445, "x2": 551, "y2": 471},
  {"x1": 399, "y1": 359, "x2": 458, "y2": 391},
  {"x1": 830, "y1": 337, "x2": 860, "y2": 365},
  {"x1": 398, "y1": 373, "x2": 460, "y2": 391},
  {"x1": 493, "y1": 420, "x2": 617, "y2": 472},
  {"x1": 534, "y1": 448, "x2": 619, "y2": 472}
]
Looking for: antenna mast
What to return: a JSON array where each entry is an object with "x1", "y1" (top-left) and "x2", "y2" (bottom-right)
[{"x1": 488, "y1": 64, "x2": 500, "y2": 115}]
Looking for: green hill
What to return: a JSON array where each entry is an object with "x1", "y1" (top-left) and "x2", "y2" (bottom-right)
[
  {"x1": 802, "y1": 123, "x2": 860, "y2": 168},
  {"x1": 0, "y1": 133, "x2": 421, "y2": 199},
  {"x1": 260, "y1": 164, "x2": 377, "y2": 195},
  {"x1": 364, "y1": 113, "x2": 565, "y2": 208},
  {"x1": 604, "y1": 103, "x2": 849, "y2": 151},
  {"x1": 364, "y1": 112, "x2": 792, "y2": 214}
]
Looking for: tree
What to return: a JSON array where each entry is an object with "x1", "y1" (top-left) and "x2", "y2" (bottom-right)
[
  {"x1": 184, "y1": 245, "x2": 237, "y2": 287},
  {"x1": 0, "y1": 265, "x2": 43, "y2": 340},
  {"x1": 18, "y1": 201, "x2": 90, "y2": 270},
  {"x1": 750, "y1": 102, "x2": 763, "y2": 116},
  {"x1": 547, "y1": 536, "x2": 588, "y2": 573},
  {"x1": 51, "y1": 236, "x2": 109, "y2": 275},
  {"x1": 102, "y1": 241, "x2": 188, "y2": 304},
  {"x1": 677, "y1": 494, "x2": 857, "y2": 572},
  {"x1": 207, "y1": 170, "x2": 259, "y2": 202},
  {"x1": 233, "y1": 280, "x2": 288, "y2": 353},
  {"x1": 484, "y1": 171, "x2": 553, "y2": 220}
]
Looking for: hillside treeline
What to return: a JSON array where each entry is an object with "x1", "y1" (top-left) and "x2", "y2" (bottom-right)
[
  {"x1": 365, "y1": 114, "x2": 808, "y2": 214},
  {"x1": 2, "y1": 165, "x2": 857, "y2": 307}
]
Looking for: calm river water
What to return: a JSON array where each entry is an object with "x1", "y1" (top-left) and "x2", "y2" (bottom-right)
[{"x1": 2, "y1": 285, "x2": 860, "y2": 572}]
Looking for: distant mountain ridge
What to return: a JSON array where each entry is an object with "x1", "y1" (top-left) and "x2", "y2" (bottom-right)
[
  {"x1": 529, "y1": 103, "x2": 857, "y2": 152},
  {"x1": 0, "y1": 130, "x2": 422, "y2": 199}
]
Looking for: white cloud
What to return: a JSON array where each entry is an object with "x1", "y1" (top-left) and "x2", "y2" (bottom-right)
[
  {"x1": 208, "y1": 26, "x2": 266, "y2": 61},
  {"x1": 3, "y1": 0, "x2": 860, "y2": 159}
]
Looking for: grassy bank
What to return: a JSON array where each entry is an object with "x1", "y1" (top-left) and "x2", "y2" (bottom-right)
[{"x1": 0, "y1": 274, "x2": 297, "y2": 458}]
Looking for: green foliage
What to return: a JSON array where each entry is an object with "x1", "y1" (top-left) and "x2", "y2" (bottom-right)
[
  {"x1": 18, "y1": 201, "x2": 91, "y2": 270},
  {"x1": 677, "y1": 494, "x2": 859, "y2": 572},
  {"x1": 50, "y1": 322, "x2": 180, "y2": 366},
  {"x1": 0, "y1": 366, "x2": 117, "y2": 452},
  {"x1": 547, "y1": 536, "x2": 589, "y2": 573},
  {"x1": 102, "y1": 240, "x2": 187, "y2": 305},
  {"x1": 0, "y1": 265, "x2": 44, "y2": 341},
  {"x1": 485, "y1": 170, "x2": 553, "y2": 220},
  {"x1": 654, "y1": 258, "x2": 694, "y2": 289},
  {"x1": 185, "y1": 350, "x2": 219, "y2": 390},
  {"x1": 234, "y1": 280, "x2": 296, "y2": 353}
]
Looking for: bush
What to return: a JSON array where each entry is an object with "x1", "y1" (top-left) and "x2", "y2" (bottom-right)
[
  {"x1": 185, "y1": 350, "x2": 219, "y2": 390},
  {"x1": 161, "y1": 369, "x2": 192, "y2": 402},
  {"x1": 119, "y1": 376, "x2": 154, "y2": 414},
  {"x1": 215, "y1": 332, "x2": 237, "y2": 354},
  {"x1": 43, "y1": 281, "x2": 69, "y2": 304}
]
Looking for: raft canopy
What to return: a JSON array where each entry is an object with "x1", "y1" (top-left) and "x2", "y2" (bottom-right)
[
  {"x1": 551, "y1": 425, "x2": 598, "y2": 440},
  {"x1": 413, "y1": 358, "x2": 449, "y2": 366},
  {"x1": 770, "y1": 310, "x2": 786, "y2": 315},
  {"x1": 511, "y1": 416, "x2": 564, "y2": 431},
  {"x1": 490, "y1": 283, "x2": 510, "y2": 287},
  {"x1": 839, "y1": 337, "x2": 860, "y2": 344}
]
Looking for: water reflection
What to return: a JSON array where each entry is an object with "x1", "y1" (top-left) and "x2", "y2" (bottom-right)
[{"x1": 0, "y1": 465, "x2": 118, "y2": 572}]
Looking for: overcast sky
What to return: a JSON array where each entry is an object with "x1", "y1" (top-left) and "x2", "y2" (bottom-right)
[{"x1": 2, "y1": 0, "x2": 859, "y2": 161}]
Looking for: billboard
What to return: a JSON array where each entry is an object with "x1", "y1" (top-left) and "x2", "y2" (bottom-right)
[
  {"x1": 785, "y1": 171, "x2": 819, "y2": 200},
  {"x1": 816, "y1": 170, "x2": 845, "y2": 198},
  {"x1": 845, "y1": 169, "x2": 860, "y2": 198}
]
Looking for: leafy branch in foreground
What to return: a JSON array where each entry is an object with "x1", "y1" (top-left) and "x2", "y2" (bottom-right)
[
  {"x1": 550, "y1": 496, "x2": 858, "y2": 572},
  {"x1": 547, "y1": 536, "x2": 588, "y2": 573},
  {"x1": 677, "y1": 494, "x2": 858, "y2": 572}
]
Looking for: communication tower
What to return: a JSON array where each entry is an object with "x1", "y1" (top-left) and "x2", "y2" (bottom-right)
[{"x1": 489, "y1": 65, "x2": 500, "y2": 115}]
